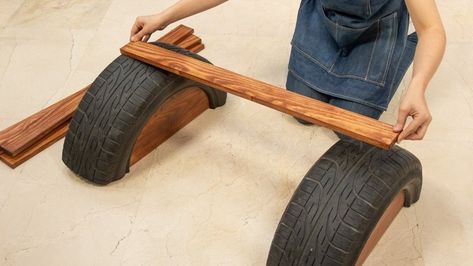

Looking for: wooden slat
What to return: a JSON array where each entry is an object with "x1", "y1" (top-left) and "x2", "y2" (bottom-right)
[
  {"x1": 190, "y1": 43, "x2": 205, "y2": 53},
  {"x1": 0, "y1": 24, "x2": 204, "y2": 168},
  {"x1": 130, "y1": 87, "x2": 209, "y2": 165},
  {"x1": 157, "y1": 24, "x2": 194, "y2": 45},
  {"x1": 0, "y1": 87, "x2": 88, "y2": 156},
  {"x1": 177, "y1": 35, "x2": 202, "y2": 51},
  {"x1": 0, "y1": 121, "x2": 70, "y2": 168},
  {"x1": 121, "y1": 42, "x2": 399, "y2": 149}
]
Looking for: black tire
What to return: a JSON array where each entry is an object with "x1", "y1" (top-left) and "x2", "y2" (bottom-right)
[
  {"x1": 62, "y1": 42, "x2": 226, "y2": 185},
  {"x1": 267, "y1": 140, "x2": 422, "y2": 266}
]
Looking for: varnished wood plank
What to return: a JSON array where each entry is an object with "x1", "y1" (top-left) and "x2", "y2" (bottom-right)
[
  {"x1": 130, "y1": 87, "x2": 209, "y2": 165},
  {"x1": 0, "y1": 121, "x2": 70, "y2": 168},
  {"x1": 189, "y1": 43, "x2": 205, "y2": 53},
  {"x1": 121, "y1": 42, "x2": 399, "y2": 149},
  {"x1": 177, "y1": 35, "x2": 202, "y2": 51},
  {"x1": 356, "y1": 191, "x2": 405, "y2": 265},
  {"x1": 157, "y1": 24, "x2": 194, "y2": 45},
  {"x1": 0, "y1": 87, "x2": 88, "y2": 156}
]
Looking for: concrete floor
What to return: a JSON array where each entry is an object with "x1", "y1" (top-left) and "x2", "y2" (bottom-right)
[{"x1": 0, "y1": 0, "x2": 472, "y2": 265}]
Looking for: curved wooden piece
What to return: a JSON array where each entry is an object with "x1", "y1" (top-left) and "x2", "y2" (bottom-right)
[
  {"x1": 356, "y1": 191, "x2": 406, "y2": 265},
  {"x1": 130, "y1": 87, "x2": 210, "y2": 165},
  {"x1": 121, "y1": 42, "x2": 399, "y2": 149}
]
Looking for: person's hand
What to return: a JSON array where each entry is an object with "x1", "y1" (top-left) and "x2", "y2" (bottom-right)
[
  {"x1": 130, "y1": 14, "x2": 168, "y2": 42},
  {"x1": 393, "y1": 82, "x2": 432, "y2": 142}
]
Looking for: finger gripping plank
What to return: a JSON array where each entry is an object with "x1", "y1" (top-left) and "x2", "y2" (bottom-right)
[{"x1": 120, "y1": 41, "x2": 399, "y2": 149}]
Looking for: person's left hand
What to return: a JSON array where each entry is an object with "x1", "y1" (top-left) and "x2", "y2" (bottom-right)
[{"x1": 393, "y1": 82, "x2": 432, "y2": 142}]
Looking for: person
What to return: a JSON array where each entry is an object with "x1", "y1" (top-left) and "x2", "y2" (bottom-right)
[{"x1": 130, "y1": 0, "x2": 446, "y2": 143}]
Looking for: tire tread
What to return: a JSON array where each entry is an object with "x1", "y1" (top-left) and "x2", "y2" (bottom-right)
[{"x1": 267, "y1": 140, "x2": 422, "y2": 266}]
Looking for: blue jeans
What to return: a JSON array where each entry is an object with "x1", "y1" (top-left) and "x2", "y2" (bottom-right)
[{"x1": 286, "y1": 71, "x2": 383, "y2": 140}]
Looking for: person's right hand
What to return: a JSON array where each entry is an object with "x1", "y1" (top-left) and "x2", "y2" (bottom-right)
[{"x1": 130, "y1": 14, "x2": 168, "y2": 42}]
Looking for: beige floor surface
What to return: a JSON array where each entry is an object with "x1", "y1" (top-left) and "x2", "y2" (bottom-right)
[{"x1": 0, "y1": 0, "x2": 472, "y2": 265}]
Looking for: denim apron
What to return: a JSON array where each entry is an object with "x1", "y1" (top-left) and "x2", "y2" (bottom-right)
[{"x1": 287, "y1": 0, "x2": 418, "y2": 111}]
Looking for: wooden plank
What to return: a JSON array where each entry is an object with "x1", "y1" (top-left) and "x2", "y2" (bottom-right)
[
  {"x1": 158, "y1": 24, "x2": 194, "y2": 45},
  {"x1": 0, "y1": 87, "x2": 88, "y2": 156},
  {"x1": 0, "y1": 121, "x2": 70, "y2": 168},
  {"x1": 190, "y1": 43, "x2": 205, "y2": 53},
  {"x1": 0, "y1": 24, "x2": 204, "y2": 168},
  {"x1": 121, "y1": 42, "x2": 399, "y2": 149},
  {"x1": 177, "y1": 35, "x2": 202, "y2": 51},
  {"x1": 130, "y1": 87, "x2": 209, "y2": 165}
]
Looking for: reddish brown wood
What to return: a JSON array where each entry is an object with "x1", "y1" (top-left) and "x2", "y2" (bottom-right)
[
  {"x1": 121, "y1": 42, "x2": 399, "y2": 149},
  {"x1": 0, "y1": 25, "x2": 204, "y2": 168},
  {"x1": 130, "y1": 87, "x2": 209, "y2": 165},
  {"x1": 158, "y1": 25, "x2": 194, "y2": 45},
  {"x1": 356, "y1": 191, "x2": 406, "y2": 265},
  {"x1": 0, "y1": 87, "x2": 88, "y2": 156},
  {"x1": 190, "y1": 43, "x2": 205, "y2": 53},
  {"x1": 177, "y1": 35, "x2": 202, "y2": 51},
  {"x1": 129, "y1": 32, "x2": 209, "y2": 165},
  {"x1": 0, "y1": 121, "x2": 70, "y2": 168}
]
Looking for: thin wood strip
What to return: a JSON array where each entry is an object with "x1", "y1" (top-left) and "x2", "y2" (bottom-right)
[
  {"x1": 0, "y1": 121, "x2": 70, "y2": 168},
  {"x1": 0, "y1": 87, "x2": 89, "y2": 156},
  {"x1": 0, "y1": 24, "x2": 203, "y2": 168},
  {"x1": 189, "y1": 43, "x2": 205, "y2": 53},
  {"x1": 120, "y1": 42, "x2": 399, "y2": 149},
  {"x1": 157, "y1": 24, "x2": 194, "y2": 45},
  {"x1": 174, "y1": 33, "x2": 197, "y2": 46},
  {"x1": 177, "y1": 35, "x2": 202, "y2": 50}
]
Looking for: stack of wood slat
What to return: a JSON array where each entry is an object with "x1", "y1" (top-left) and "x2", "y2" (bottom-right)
[{"x1": 0, "y1": 25, "x2": 205, "y2": 168}]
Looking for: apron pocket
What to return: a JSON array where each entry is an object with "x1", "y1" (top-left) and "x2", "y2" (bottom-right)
[{"x1": 328, "y1": 11, "x2": 399, "y2": 86}]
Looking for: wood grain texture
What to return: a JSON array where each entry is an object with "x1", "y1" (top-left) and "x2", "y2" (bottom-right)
[
  {"x1": 130, "y1": 87, "x2": 209, "y2": 165},
  {"x1": 356, "y1": 191, "x2": 405, "y2": 266},
  {"x1": 0, "y1": 121, "x2": 70, "y2": 168},
  {"x1": 0, "y1": 24, "x2": 203, "y2": 168},
  {"x1": 190, "y1": 43, "x2": 205, "y2": 53},
  {"x1": 157, "y1": 24, "x2": 194, "y2": 45},
  {"x1": 177, "y1": 35, "x2": 202, "y2": 51},
  {"x1": 0, "y1": 87, "x2": 88, "y2": 156},
  {"x1": 121, "y1": 42, "x2": 399, "y2": 149}
]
